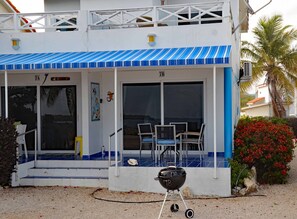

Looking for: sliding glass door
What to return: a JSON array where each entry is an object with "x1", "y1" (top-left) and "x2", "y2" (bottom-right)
[
  {"x1": 164, "y1": 82, "x2": 203, "y2": 131},
  {"x1": 40, "y1": 86, "x2": 76, "y2": 150},
  {"x1": 122, "y1": 82, "x2": 204, "y2": 150},
  {"x1": 123, "y1": 83, "x2": 161, "y2": 150},
  {"x1": 1, "y1": 86, "x2": 37, "y2": 150}
]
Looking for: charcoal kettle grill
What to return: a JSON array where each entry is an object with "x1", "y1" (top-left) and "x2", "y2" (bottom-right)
[{"x1": 155, "y1": 166, "x2": 194, "y2": 219}]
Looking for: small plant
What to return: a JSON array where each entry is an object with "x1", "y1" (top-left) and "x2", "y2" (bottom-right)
[
  {"x1": 0, "y1": 117, "x2": 18, "y2": 187},
  {"x1": 285, "y1": 117, "x2": 297, "y2": 138},
  {"x1": 234, "y1": 117, "x2": 295, "y2": 184},
  {"x1": 229, "y1": 159, "x2": 250, "y2": 188}
]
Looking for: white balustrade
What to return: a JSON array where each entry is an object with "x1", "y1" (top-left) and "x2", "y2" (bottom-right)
[{"x1": 0, "y1": 2, "x2": 228, "y2": 32}]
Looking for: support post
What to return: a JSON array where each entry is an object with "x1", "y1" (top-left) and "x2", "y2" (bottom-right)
[
  {"x1": 114, "y1": 68, "x2": 119, "y2": 176},
  {"x1": 81, "y1": 70, "x2": 90, "y2": 157},
  {"x1": 224, "y1": 67, "x2": 233, "y2": 159},
  {"x1": 5, "y1": 70, "x2": 8, "y2": 118},
  {"x1": 213, "y1": 66, "x2": 217, "y2": 179}
]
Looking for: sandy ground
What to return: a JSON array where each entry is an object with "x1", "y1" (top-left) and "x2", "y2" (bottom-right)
[{"x1": 1, "y1": 151, "x2": 297, "y2": 219}]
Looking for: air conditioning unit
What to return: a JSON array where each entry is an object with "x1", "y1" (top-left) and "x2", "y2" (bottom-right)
[{"x1": 242, "y1": 61, "x2": 252, "y2": 81}]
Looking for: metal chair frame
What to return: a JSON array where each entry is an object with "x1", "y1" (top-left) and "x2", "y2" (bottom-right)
[
  {"x1": 155, "y1": 125, "x2": 178, "y2": 164},
  {"x1": 137, "y1": 123, "x2": 154, "y2": 158},
  {"x1": 182, "y1": 123, "x2": 205, "y2": 160}
]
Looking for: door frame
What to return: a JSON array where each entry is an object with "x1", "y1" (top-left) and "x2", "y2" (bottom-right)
[
  {"x1": 38, "y1": 85, "x2": 77, "y2": 153},
  {"x1": 121, "y1": 79, "x2": 206, "y2": 151}
]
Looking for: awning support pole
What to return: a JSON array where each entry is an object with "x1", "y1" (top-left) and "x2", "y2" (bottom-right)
[
  {"x1": 213, "y1": 66, "x2": 217, "y2": 179},
  {"x1": 5, "y1": 70, "x2": 8, "y2": 118},
  {"x1": 114, "y1": 67, "x2": 119, "y2": 176}
]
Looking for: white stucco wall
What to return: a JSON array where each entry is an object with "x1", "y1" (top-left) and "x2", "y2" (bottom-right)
[
  {"x1": 88, "y1": 72, "x2": 102, "y2": 155},
  {"x1": 81, "y1": 0, "x2": 160, "y2": 10},
  {"x1": 44, "y1": 0, "x2": 79, "y2": 12},
  {"x1": 257, "y1": 85, "x2": 270, "y2": 102},
  {"x1": 0, "y1": 23, "x2": 232, "y2": 54},
  {"x1": 242, "y1": 104, "x2": 271, "y2": 117}
]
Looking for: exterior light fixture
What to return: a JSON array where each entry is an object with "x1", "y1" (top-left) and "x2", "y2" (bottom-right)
[
  {"x1": 147, "y1": 33, "x2": 156, "y2": 46},
  {"x1": 107, "y1": 91, "x2": 114, "y2": 102},
  {"x1": 11, "y1": 38, "x2": 20, "y2": 50}
]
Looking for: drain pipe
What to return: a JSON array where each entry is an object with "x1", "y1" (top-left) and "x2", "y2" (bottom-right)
[{"x1": 232, "y1": 0, "x2": 272, "y2": 34}]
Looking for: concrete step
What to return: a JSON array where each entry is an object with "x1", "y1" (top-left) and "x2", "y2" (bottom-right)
[
  {"x1": 18, "y1": 160, "x2": 113, "y2": 188},
  {"x1": 28, "y1": 167, "x2": 108, "y2": 178},
  {"x1": 20, "y1": 176, "x2": 108, "y2": 187},
  {"x1": 35, "y1": 160, "x2": 112, "y2": 168}
]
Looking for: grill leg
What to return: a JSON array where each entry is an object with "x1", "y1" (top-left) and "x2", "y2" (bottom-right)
[
  {"x1": 158, "y1": 191, "x2": 169, "y2": 219},
  {"x1": 177, "y1": 189, "x2": 188, "y2": 209}
]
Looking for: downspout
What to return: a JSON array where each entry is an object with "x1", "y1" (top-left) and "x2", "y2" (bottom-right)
[
  {"x1": 5, "y1": 70, "x2": 8, "y2": 118},
  {"x1": 232, "y1": 0, "x2": 272, "y2": 34}
]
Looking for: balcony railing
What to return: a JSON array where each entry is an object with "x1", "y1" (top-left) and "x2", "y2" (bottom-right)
[
  {"x1": 89, "y1": 2, "x2": 225, "y2": 29},
  {"x1": 0, "y1": 11, "x2": 78, "y2": 32},
  {"x1": 0, "y1": 1, "x2": 229, "y2": 33}
]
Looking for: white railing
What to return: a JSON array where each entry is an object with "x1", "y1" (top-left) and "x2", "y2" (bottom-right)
[
  {"x1": 0, "y1": 2, "x2": 228, "y2": 32},
  {"x1": 0, "y1": 11, "x2": 79, "y2": 32},
  {"x1": 108, "y1": 128, "x2": 123, "y2": 167},
  {"x1": 89, "y1": 2, "x2": 225, "y2": 29}
]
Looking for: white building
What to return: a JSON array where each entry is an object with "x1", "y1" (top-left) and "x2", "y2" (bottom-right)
[
  {"x1": 0, "y1": 0, "x2": 250, "y2": 196},
  {"x1": 242, "y1": 83, "x2": 294, "y2": 117}
]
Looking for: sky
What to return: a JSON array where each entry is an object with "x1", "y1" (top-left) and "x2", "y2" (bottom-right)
[{"x1": 241, "y1": 0, "x2": 297, "y2": 42}]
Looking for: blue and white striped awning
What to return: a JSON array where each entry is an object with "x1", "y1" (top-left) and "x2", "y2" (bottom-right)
[{"x1": 0, "y1": 45, "x2": 231, "y2": 71}]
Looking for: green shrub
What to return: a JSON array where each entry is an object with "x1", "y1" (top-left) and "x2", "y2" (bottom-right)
[
  {"x1": 285, "y1": 117, "x2": 297, "y2": 138},
  {"x1": 234, "y1": 117, "x2": 295, "y2": 184},
  {"x1": 229, "y1": 159, "x2": 250, "y2": 188},
  {"x1": 0, "y1": 117, "x2": 18, "y2": 187}
]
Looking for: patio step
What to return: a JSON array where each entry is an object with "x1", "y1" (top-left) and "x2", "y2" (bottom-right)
[
  {"x1": 27, "y1": 167, "x2": 108, "y2": 178},
  {"x1": 19, "y1": 160, "x2": 110, "y2": 187},
  {"x1": 19, "y1": 176, "x2": 108, "y2": 187}
]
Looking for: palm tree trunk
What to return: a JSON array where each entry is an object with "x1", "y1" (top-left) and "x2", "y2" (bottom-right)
[{"x1": 268, "y1": 80, "x2": 286, "y2": 118}]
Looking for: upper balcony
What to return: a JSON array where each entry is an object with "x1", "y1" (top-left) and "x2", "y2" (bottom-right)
[
  {"x1": 0, "y1": 2, "x2": 229, "y2": 32},
  {"x1": 0, "y1": 1, "x2": 241, "y2": 53}
]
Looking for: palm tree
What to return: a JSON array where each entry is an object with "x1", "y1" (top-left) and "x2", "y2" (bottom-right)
[{"x1": 241, "y1": 15, "x2": 297, "y2": 118}]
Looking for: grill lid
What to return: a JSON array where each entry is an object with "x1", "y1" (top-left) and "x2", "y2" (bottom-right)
[{"x1": 156, "y1": 167, "x2": 186, "y2": 190}]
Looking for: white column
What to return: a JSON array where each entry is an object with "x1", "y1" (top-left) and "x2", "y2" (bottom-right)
[
  {"x1": 5, "y1": 70, "x2": 8, "y2": 118},
  {"x1": 114, "y1": 68, "x2": 119, "y2": 176},
  {"x1": 161, "y1": 81, "x2": 164, "y2": 125},
  {"x1": 213, "y1": 66, "x2": 217, "y2": 179},
  {"x1": 37, "y1": 85, "x2": 41, "y2": 152},
  {"x1": 81, "y1": 70, "x2": 90, "y2": 156}
]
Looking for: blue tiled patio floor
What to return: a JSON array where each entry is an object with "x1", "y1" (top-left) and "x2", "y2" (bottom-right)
[{"x1": 19, "y1": 152, "x2": 229, "y2": 168}]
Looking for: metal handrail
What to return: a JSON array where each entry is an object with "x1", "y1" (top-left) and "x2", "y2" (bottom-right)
[
  {"x1": 109, "y1": 128, "x2": 123, "y2": 137},
  {"x1": 108, "y1": 128, "x2": 123, "y2": 166}
]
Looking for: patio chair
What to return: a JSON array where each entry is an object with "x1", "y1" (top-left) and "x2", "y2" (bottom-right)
[
  {"x1": 16, "y1": 124, "x2": 28, "y2": 159},
  {"x1": 182, "y1": 123, "x2": 205, "y2": 160},
  {"x1": 155, "y1": 125, "x2": 178, "y2": 164},
  {"x1": 169, "y1": 122, "x2": 188, "y2": 160},
  {"x1": 137, "y1": 123, "x2": 154, "y2": 158}
]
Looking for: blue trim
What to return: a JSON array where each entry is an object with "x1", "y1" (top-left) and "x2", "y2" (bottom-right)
[
  {"x1": 82, "y1": 151, "x2": 119, "y2": 160},
  {"x1": 207, "y1": 152, "x2": 225, "y2": 157},
  {"x1": 224, "y1": 67, "x2": 233, "y2": 159}
]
